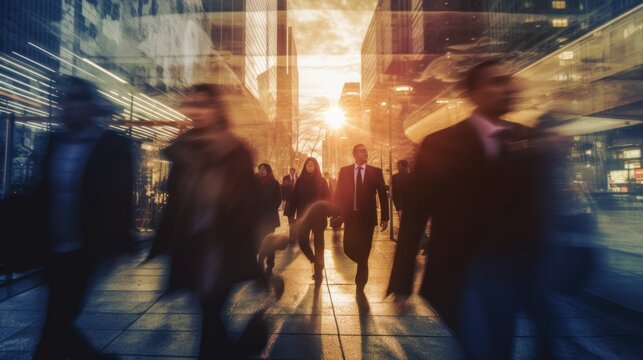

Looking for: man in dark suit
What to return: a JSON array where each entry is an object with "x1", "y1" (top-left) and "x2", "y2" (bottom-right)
[
  {"x1": 391, "y1": 159, "x2": 410, "y2": 219},
  {"x1": 334, "y1": 144, "x2": 389, "y2": 293},
  {"x1": 282, "y1": 167, "x2": 297, "y2": 243},
  {"x1": 388, "y1": 60, "x2": 554, "y2": 359},
  {"x1": 34, "y1": 77, "x2": 133, "y2": 360}
]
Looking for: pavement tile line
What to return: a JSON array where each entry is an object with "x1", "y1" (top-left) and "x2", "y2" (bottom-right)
[
  {"x1": 323, "y1": 265, "x2": 347, "y2": 360},
  {"x1": 98, "y1": 288, "x2": 171, "y2": 355},
  {"x1": 2, "y1": 225, "x2": 643, "y2": 359}
]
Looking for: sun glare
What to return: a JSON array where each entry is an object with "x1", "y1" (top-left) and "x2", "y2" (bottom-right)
[{"x1": 324, "y1": 106, "x2": 346, "y2": 130}]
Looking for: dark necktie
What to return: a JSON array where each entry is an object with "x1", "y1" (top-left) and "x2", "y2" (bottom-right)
[{"x1": 356, "y1": 166, "x2": 364, "y2": 210}]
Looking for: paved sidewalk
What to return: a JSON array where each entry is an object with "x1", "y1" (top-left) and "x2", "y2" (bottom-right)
[{"x1": 0, "y1": 225, "x2": 641, "y2": 359}]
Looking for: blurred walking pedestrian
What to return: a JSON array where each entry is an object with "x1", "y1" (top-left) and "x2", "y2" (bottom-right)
[
  {"x1": 282, "y1": 167, "x2": 297, "y2": 243},
  {"x1": 34, "y1": 76, "x2": 133, "y2": 360},
  {"x1": 388, "y1": 60, "x2": 556, "y2": 359},
  {"x1": 285, "y1": 157, "x2": 330, "y2": 283},
  {"x1": 391, "y1": 159, "x2": 410, "y2": 221},
  {"x1": 334, "y1": 144, "x2": 389, "y2": 294},
  {"x1": 150, "y1": 84, "x2": 268, "y2": 359},
  {"x1": 256, "y1": 163, "x2": 282, "y2": 272}
]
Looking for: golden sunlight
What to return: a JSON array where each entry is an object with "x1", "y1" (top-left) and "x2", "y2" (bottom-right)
[{"x1": 324, "y1": 106, "x2": 346, "y2": 130}]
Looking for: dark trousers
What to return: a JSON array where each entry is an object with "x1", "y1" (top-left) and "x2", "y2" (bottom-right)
[
  {"x1": 343, "y1": 212, "x2": 375, "y2": 289},
  {"x1": 459, "y1": 256, "x2": 555, "y2": 360},
  {"x1": 297, "y1": 223, "x2": 325, "y2": 276},
  {"x1": 260, "y1": 228, "x2": 277, "y2": 269},
  {"x1": 199, "y1": 287, "x2": 233, "y2": 359},
  {"x1": 34, "y1": 250, "x2": 98, "y2": 360},
  {"x1": 287, "y1": 215, "x2": 296, "y2": 242},
  {"x1": 199, "y1": 286, "x2": 268, "y2": 359}
]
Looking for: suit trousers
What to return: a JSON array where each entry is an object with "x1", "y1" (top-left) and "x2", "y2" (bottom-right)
[
  {"x1": 459, "y1": 254, "x2": 555, "y2": 360},
  {"x1": 343, "y1": 212, "x2": 375, "y2": 288},
  {"x1": 34, "y1": 250, "x2": 98, "y2": 360}
]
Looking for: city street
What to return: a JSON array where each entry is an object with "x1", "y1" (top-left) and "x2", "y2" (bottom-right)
[{"x1": 1, "y1": 220, "x2": 641, "y2": 359}]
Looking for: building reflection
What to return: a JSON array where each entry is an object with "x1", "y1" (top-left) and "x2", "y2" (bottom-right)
[
  {"x1": 360, "y1": 0, "x2": 642, "y2": 312},
  {"x1": 0, "y1": 0, "x2": 300, "y2": 228}
]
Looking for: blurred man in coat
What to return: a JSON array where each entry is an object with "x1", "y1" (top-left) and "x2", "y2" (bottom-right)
[
  {"x1": 391, "y1": 159, "x2": 410, "y2": 220},
  {"x1": 282, "y1": 167, "x2": 297, "y2": 243},
  {"x1": 334, "y1": 144, "x2": 389, "y2": 294},
  {"x1": 34, "y1": 77, "x2": 133, "y2": 360},
  {"x1": 388, "y1": 60, "x2": 555, "y2": 359}
]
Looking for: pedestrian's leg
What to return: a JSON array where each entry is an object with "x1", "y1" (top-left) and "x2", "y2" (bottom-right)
[
  {"x1": 35, "y1": 251, "x2": 96, "y2": 360},
  {"x1": 199, "y1": 289, "x2": 233, "y2": 359},
  {"x1": 288, "y1": 215, "x2": 296, "y2": 244},
  {"x1": 313, "y1": 227, "x2": 325, "y2": 280},
  {"x1": 355, "y1": 260, "x2": 369, "y2": 292},
  {"x1": 355, "y1": 225, "x2": 374, "y2": 291},
  {"x1": 297, "y1": 225, "x2": 315, "y2": 263},
  {"x1": 459, "y1": 260, "x2": 517, "y2": 360},
  {"x1": 266, "y1": 251, "x2": 275, "y2": 272},
  {"x1": 525, "y1": 265, "x2": 557, "y2": 360}
]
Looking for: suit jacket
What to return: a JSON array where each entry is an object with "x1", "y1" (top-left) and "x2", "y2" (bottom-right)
[
  {"x1": 281, "y1": 175, "x2": 296, "y2": 203},
  {"x1": 334, "y1": 164, "x2": 389, "y2": 226},
  {"x1": 391, "y1": 171, "x2": 410, "y2": 211},
  {"x1": 387, "y1": 118, "x2": 550, "y2": 333},
  {"x1": 40, "y1": 130, "x2": 134, "y2": 256}
]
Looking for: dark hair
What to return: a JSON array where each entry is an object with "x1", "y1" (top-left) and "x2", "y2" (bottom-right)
[
  {"x1": 258, "y1": 163, "x2": 273, "y2": 175},
  {"x1": 191, "y1": 83, "x2": 223, "y2": 99},
  {"x1": 463, "y1": 59, "x2": 505, "y2": 92},
  {"x1": 62, "y1": 76, "x2": 117, "y2": 116},
  {"x1": 352, "y1": 144, "x2": 366, "y2": 155},
  {"x1": 300, "y1": 157, "x2": 323, "y2": 180},
  {"x1": 397, "y1": 160, "x2": 409, "y2": 168}
]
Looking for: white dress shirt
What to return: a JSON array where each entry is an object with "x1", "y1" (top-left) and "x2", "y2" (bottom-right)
[
  {"x1": 353, "y1": 163, "x2": 365, "y2": 211},
  {"x1": 468, "y1": 112, "x2": 509, "y2": 160}
]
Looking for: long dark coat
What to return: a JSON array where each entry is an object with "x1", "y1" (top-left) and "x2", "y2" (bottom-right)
[
  {"x1": 387, "y1": 118, "x2": 550, "y2": 336},
  {"x1": 2, "y1": 130, "x2": 134, "y2": 271},
  {"x1": 391, "y1": 171, "x2": 410, "y2": 212},
  {"x1": 284, "y1": 174, "x2": 330, "y2": 230},
  {"x1": 257, "y1": 176, "x2": 281, "y2": 232},
  {"x1": 41, "y1": 130, "x2": 134, "y2": 256},
  {"x1": 151, "y1": 129, "x2": 261, "y2": 294}
]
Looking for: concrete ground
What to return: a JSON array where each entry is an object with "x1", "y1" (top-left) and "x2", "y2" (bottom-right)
[{"x1": 0, "y1": 223, "x2": 642, "y2": 359}]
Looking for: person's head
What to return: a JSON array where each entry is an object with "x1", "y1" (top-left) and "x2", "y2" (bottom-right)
[
  {"x1": 180, "y1": 84, "x2": 228, "y2": 131},
  {"x1": 61, "y1": 76, "x2": 113, "y2": 131},
  {"x1": 352, "y1": 144, "x2": 368, "y2": 165},
  {"x1": 258, "y1": 163, "x2": 272, "y2": 178},
  {"x1": 289, "y1": 167, "x2": 296, "y2": 176},
  {"x1": 397, "y1": 159, "x2": 409, "y2": 173},
  {"x1": 301, "y1": 157, "x2": 322, "y2": 179},
  {"x1": 464, "y1": 59, "x2": 519, "y2": 119}
]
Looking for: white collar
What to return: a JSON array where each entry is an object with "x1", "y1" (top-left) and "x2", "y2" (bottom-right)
[
  {"x1": 469, "y1": 112, "x2": 508, "y2": 140},
  {"x1": 353, "y1": 163, "x2": 366, "y2": 170}
]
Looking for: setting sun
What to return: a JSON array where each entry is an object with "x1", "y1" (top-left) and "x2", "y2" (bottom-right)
[{"x1": 324, "y1": 106, "x2": 346, "y2": 130}]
